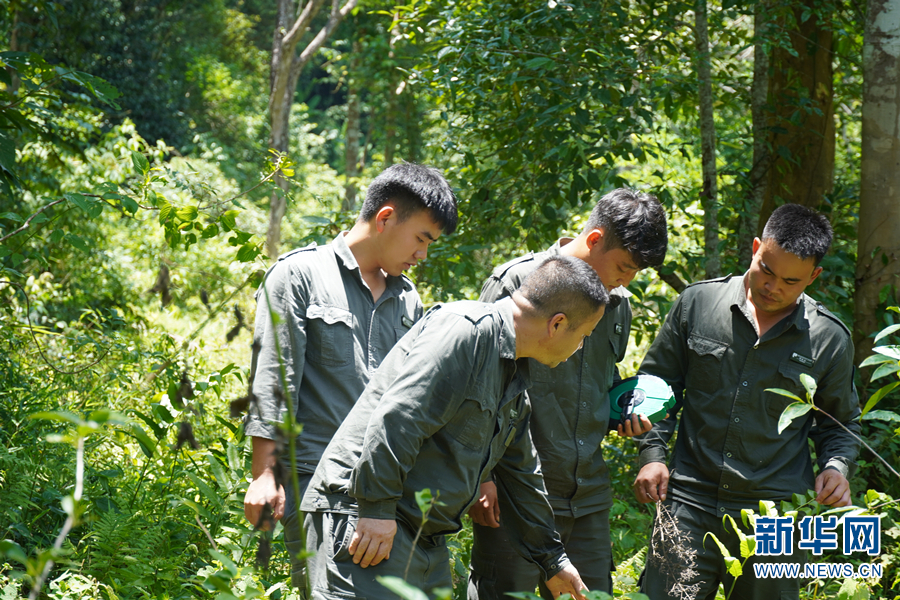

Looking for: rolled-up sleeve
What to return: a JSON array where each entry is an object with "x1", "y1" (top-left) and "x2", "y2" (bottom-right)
[
  {"x1": 636, "y1": 295, "x2": 688, "y2": 467},
  {"x1": 494, "y1": 407, "x2": 570, "y2": 581},
  {"x1": 245, "y1": 261, "x2": 308, "y2": 440}
]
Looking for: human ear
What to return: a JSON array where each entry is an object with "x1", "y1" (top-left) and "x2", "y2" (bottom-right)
[
  {"x1": 375, "y1": 205, "x2": 395, "y2": 233},
  {"x1": 548, "y1": 313, "x2": 567, "y2": 336}
]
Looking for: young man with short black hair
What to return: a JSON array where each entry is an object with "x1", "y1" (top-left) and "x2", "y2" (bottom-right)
[
  {"x1": 468, "y1": 188, "x2": 669, "y2": 599},
  {"x1": 243, "y1": 163, "x2": 458, "y2": 586},
  {"x1": 301, "y1": 256, "x2": 609, "y2": 600},
  {"x1": 633, "y1": 203, "x2": 860, "y2": 599}
]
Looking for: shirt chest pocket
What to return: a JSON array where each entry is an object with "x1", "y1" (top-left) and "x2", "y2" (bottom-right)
[
  {"x1": 305, "y1": 304, "x2": 354, "y2": 367},
  {"x1": 686, "y1": 333, "x2": 728, "y2": 395},
  {"x1": 445, "y1": 396, "x2": 496, "y2": 451},
  {"x1": 766, "y1": 360, "x2": 816, "y2": 423}
]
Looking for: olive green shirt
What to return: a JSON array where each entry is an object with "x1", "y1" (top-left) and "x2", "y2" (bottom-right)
[
  {"x1": 637, "y1": 275, "x2": 861, "y2": 514},
  {"x1": 302, "y1": 299, "x2": 571, "y2": 580},
  {"x1": 244, "y1": 233, "x2": 422, "y2": 473},
  {"x1": 480, "y1": 240, "x2": 631, "y2": 517}
]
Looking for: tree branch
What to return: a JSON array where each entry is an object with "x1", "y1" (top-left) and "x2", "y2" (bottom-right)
[
  {"x1": 0, "y1": 199, "x2": 67, "y2": 244},
  {"x1": 292, "y1": 0, "x2": 358, "y2": 76}
]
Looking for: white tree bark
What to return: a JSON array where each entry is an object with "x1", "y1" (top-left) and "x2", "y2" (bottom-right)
[
  {"x1": 855, "y1": 0, "x2": 900, "y2": 361},
  {"x1": 266, "y1": 0, "x2": 358, "y2": 258}
]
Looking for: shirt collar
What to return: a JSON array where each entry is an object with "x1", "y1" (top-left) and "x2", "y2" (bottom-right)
[
  {"x1": 495, "y1": 297, "x2": 519, "y2": 360},
  {"x1": 734, "y1": 272, "x2": 810, "y2": 332},
  {"x1": 331, "y1": 232, "x2": 412, "y2": 295}
]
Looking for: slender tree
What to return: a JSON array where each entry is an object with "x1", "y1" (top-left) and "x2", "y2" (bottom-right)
[
  {"x1": 854, "y1": 0, "x2": 900, "y2": 362},
  {"x1": 265, "y1": 0, "x2": 357, "y2": 258},
  {"x1": 342, "y1": 39, "x2": 362, "y2": 213},
  {"x1": 738, "y1": 0, "x2": 771, "y2": 269},
  {"x1": 695, "y1": 0, "x2": 721, "y2": 278}
]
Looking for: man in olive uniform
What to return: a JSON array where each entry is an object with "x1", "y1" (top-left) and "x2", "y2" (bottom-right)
[
  {"x1": 468, "y1": 188, "x2": 669, "y2": 599},
  {"x1": 301, "y1": 256, "x2": 609, "y2": 600},
  {"x1": 633, "y1": 204, "x2": 861, "y2": 599},
  {"x1": 243, "y1": 163, "x2": 458, "y2": 586}
]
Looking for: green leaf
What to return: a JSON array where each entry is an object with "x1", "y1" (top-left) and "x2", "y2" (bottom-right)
[
  {"x1": 29, "y1": 410, "x2": 81, "y2": 424},
  {"x1": 874, "y1": 345, "x2": 900, "y2": 361},
  {"x1": 861, "y1": 409, "x2": 900, "y2": 422},
  {"x1": 874, "y1": 324, "x2": 900, "y2": 344},
  {"x1": 0, "y1": 211, "x2": 23, "y2": 222},
  {"x1": 836, "y1": 577, "x2": 871, "y2": 600},
  {"x1": 703, "y1": 532, "x2": 733, "y2": 560},
  {"x1": 131, "y1": 151, "x2": 150, "y2": 176},
  {"x1": 765, "y1": 388, "x2": 803, "y2": 402},
  {"x1": 300, "y1": 215, "x2": 331, "y2": 226},
  {"x1": 0, "y1": 540, "x2": 28, "y2": 565},
  {"x1": 130, "y1": 424, "x2": 157, "y2": 458},
  {"x1": 871, "y1": 362, "x2": 900, "y2": 382},
  {"x1": 220, "y1": 210, "x2": 239, "y2": 232},
  {"x1": 235, "y1": 242, "x2": 261, "y2": 263},
  {"x1": 176, "y1": 206, "x2": 199, "y2": 221},
  {"x1": 724, "y1": 555, "x2": 742, "y2": 577},
  {"x1": 524, "y1": 57, "x2": 553, "y2": 70},
  {"x1": 759, "y1": 500, "x2": 777, "y2": 517},
  {"x1": 861, "y1": 381, "x2": 900, "y2": 417},
  {"x1": 186, "y1": 472, "x2": 223, "y2": 509},
  {"x1": 799, "y1": 373, "x2": 817, "y2": 400},
  {"x1": 859, "y1": 354, "x2": 895, "y2": 368},
  {"x1": 64, "y1": 233, "x2": 91, "y2": 253},
  {"x1": 376, "y1": 576, "x2": 429, "y2": 600},
  {"x1": 778, "y1": 402, "x2": 813, "y2": 434},
  {"x1": 205, "y1": 454, "x2": 231, "y2": 489}
]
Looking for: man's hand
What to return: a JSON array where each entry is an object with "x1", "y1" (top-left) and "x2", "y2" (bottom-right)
[
  {"x1": 815, "y1": 469, "x2": 851, "y2": 507},
  {"x1": 349, "y1": 517, "x2": 397, "y2": 568},
  {"x1": 545, "y1": 564, "x2": 588, "y2": 600},
  {"x1": 468, "y1": 481, "x2": 501, "y2": 528},
  {"x1": 244, "y1": 470, "x2": 285, "y2": 530},
  {"x1": 617, "y1": 413, "x2": 654, "y2": 438},
  {"x1": 633, "y1": 462, "x2": 669, "y2": 503}
]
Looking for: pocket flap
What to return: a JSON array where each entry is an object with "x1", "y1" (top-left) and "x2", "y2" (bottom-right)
[
  {"x1": 688, "y1": 334, "x2": 727, "y2": 359},
  {"x1": 307, "y1": 304, "x2": 353, "y2": 327}
]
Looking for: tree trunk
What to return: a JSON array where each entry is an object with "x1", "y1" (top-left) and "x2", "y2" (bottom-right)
[
  {"x1": 383, "y1": 14, "x2": 401, "y2": 167},
  {"x1": 265, "y1": 0, "x2": 358, "y2": 259},
  {"x1": 759, "y1": 0, "x2": 835, "y2": 230},
  {"x1": 342, "y1": 41, "x2": 362, "y2": 213},
  {"x1": 738, "y1": 0, "x2": 771, "y2": 269},
  {"x1": 695, "y1": 0, "x2": 720, "y2": 279},
  {"x1": 854, "y1": 0, "x2": 900, "y2": 364}
]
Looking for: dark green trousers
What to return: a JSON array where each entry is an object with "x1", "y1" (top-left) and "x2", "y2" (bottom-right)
[
  {"x1": 468, "y1": 508, "x2": 613, "y2": 600},
  {"x1": 305, "y1": 511, "x2": 451, "y2": 600},
  {"x1": 640, "y1": 500, "x2": 806, "y2": 600}
]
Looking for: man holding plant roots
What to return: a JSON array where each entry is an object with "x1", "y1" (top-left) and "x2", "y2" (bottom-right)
[
  {"x1": 634, "y1": 204, "x2": 861, "y2": 599},
  {"x1": 468, "y1": 188, "x2": 668, "y2": 599},
  {"x1": 243, "y1": 163, "x2": 458, "y2": 587},
  {"x1": 302, "y1": 256, "x2": 607, "y2": 600}
]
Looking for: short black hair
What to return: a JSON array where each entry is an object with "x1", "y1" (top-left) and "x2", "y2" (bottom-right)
[
  {"x1": 516, "y1": 256, "x2": 610, "y2": 328},
  {"x1": 584, "y1": 188, "x2": 668, "y2": 269},
  {"x1": 761, "y1": 204, "x2": 833, "y2": 266},
  {"x1": 358, "y1": 163, "x2": 458, "y2": 234}
]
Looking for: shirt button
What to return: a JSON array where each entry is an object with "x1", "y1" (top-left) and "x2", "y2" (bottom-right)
[
  {"x1": 578, "y1": 439, "x2": 584, "y2": 446},
  {"x1": 723, "y1": 484, "x2": 729, "y2": 489},
  {"x1": 578, "y1": 478, "x2": 583, "y2": 484},
  {"x1": 582, "y1": 402, "x2": 587, "y2": 408},
  {"x1": 734, "y1": 418, "x2": 740, "y2": 423},
  {"x1": 742, "y1": 381, "x2": 748, "y2": 387},
  {"x1": 573, "y1": 506, "x2": 578, "y2": 512},
  {"x1": 726, "y1": 452, "x2": 733, "y2": 458},
  {"x1": 720, "y1": 507, "x2": 726, "y2": 512}
]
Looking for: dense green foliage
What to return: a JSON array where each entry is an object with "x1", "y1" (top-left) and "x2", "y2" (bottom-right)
[{"x1": 3, "y1": 0, "x2": 900, "y2": 598}]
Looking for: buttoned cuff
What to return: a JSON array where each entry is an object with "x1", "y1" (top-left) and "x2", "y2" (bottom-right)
[
  {"x1": 639, "y1": 446, "x2": 668, "y2": 469},
  {"x1": 356, "y1": 498, "x2": 398, "y2": 521},
  {"x1": 541, "y1": 554, "x2": 571, "y2": 581}
]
